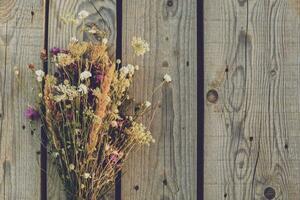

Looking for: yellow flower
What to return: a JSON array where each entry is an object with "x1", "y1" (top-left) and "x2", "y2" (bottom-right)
[
  {"x1": 56, "y1": 53, "x2": 74, "y2": 67},
  {"x1": 69, "y1": 42, "x2": 88, "y2": 59},
  {"x1": 131, "y1": 37, "x2": 150, "y2": 56}
]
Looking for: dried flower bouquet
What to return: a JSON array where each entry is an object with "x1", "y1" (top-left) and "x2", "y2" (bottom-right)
[{"x1": 25, "y1": 10, "x2": 171, "y2": 200}]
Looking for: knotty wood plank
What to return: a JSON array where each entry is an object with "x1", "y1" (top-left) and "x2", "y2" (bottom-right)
[
  {"x1": 0, "y1": 0, "x2": 45, "y2": 199},
  {"x1": 121, "y1": 1, "x2": 197, "y2": 199},
  {"x1": 204, "y1": 0, "x2": 300, "y2": 199},
  {"x1": 47, "y1": 0, "x2": 116, "y2": 199}
]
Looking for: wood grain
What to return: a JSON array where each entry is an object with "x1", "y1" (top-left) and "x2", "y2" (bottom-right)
[
  {"x1": 204, "y1": 0, "x2": 300, "y2": 199},
  {"x1": 47, "y1": 0, "x2": 116, "y2": 199},
  {"x1": 121, "y1": 1, "x2": 197, "y2": 199},
  {"x1": 0, "y1": 0, "x2": 44, "y2": 199}
]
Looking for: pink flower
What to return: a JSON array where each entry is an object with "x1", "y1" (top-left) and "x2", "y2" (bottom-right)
[{"x1": 25, "y1": 106, "x2": 40, "y2": 120}]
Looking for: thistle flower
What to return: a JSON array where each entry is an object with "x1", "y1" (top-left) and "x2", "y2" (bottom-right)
[
  {"x1": 25, "y1": 106, "x2": 40, "y2": 120},
  {"x1": 131, "y1": 37, "x2": 150, "y2": 56},
  {"x1": 50, "y1": 47, "x2": 60, "y2": 55}
]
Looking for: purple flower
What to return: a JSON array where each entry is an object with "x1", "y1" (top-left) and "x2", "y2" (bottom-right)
[
  {"x1": 95, "y1": 73, "x2": 104, "y2": 84},
  {"x1": 25, "y1": 107, "x2": 40, "y2": 121},
  {"x1": 50, "y1": 47, "x2": 60, "y2": 55}
]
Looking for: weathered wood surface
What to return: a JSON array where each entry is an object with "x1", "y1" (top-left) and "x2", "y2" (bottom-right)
[
  {"x1": 0, "y1": 0, "x2": 45, "y2": 199},
  {"x1": 205, "y1": 0, "x2": 300, "y2": 199},
  {"x1": 47, "y1": 0, "x2": 116, "y2": 199},
  {"x1": 121, "y1": 0, "x2": 197, "y2": 200}
]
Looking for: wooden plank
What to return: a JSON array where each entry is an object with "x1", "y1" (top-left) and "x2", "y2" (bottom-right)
[
  {"x1": 204, "y1": 0, "x2": 300, "y2": 199},
  {"x1": 0, "y1": 0, "x2": 45, "y2": 199},
  {"x1": 121, "y1": 1, "x2": 197, "y2": 199},
  {"x1": 47, "y1": 0, "x2": 116, "y2": 199}
]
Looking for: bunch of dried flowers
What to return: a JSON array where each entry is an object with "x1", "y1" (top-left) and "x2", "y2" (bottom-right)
[{"x1": 25, "y1": 10, "x2": 171, "y2": 200}]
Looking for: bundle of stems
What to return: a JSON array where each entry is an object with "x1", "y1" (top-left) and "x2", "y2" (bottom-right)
[{"x1": 25, "y1": 10, "x2": 171, "y2": 199}]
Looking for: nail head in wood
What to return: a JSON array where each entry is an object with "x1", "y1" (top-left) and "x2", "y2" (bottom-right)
[
  {"x1": 163, "y1": 179, "x2": 168, "y2": 185},
  {"x1": 264, "y1": 187, "x2": 276, "y2": 199},
  {"x1": 206, "y1": 89, "x2": 219, "y2": 103}
]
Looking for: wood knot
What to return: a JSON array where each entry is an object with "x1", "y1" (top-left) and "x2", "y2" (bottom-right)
[
  {"x1": 134, "y1": 185, "x2": 139, "y2": 191},
  {"x1": 206, "y1": 89, "x2": 218, "y2": 103},
  {"x1": 167, "y1": 0, "x2": 173, "y2": 7},
  {"x1": 238, "y1": 0, "x2": 247, "y2": 7},
  {"x1": 264, "y1": 187, "x2": 276, "y2": 199},
  {"x1": 162, "y1": 61, "x2": 169, "y2": 68},
  {"x1": 270, "y1": 69, "x2": 277, "y2": 77}
]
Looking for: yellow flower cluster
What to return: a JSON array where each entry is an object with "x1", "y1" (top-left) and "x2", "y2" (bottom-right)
[{"x1": 125, "y1": 122, "x2": 155, "y2": 145}]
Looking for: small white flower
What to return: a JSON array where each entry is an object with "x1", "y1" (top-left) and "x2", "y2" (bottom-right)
[
  {"x1": 88, "y1": 29, "x2": 97, "y2": 34},
  {"x1": 35, "y1": 70, "x2": 45, "y2": 82},
  {"x1": 78, "y1": 84, "x2": 88, "y2": 94},
  {"x1": 78, "y1": 10, "x2": 89, "y2": 20},
  {"x1": 81, "y1": 184, "x2": 85, "y2": 189},
  {"x1": 127, "y1": 64, "x2": 135, "y2": 74},
  {"x1": 135, "y1": 65, "x2": 139, "y2": 70},
  {"x1": 70, "y1": 37, "x2": 78, "y2": 43},
  {"x1": 69, "y1": 164, "x2": 75, "y2": 170},
  {"x1": 38, "y1": 93, "x2": 43, "y2": 98},
  {"x1": 35, "y1": 69, "x2": 45, "y2": 77},
  {"x1": 144, "y1": 101, "x2": 151, "y2": 108},
  {"x1": 111, "y1": 121, "x2": 118, "y2": 127},
  {"x1": 163, "y1": 74, "x2": 172, "y2": 83},
  {"x1": 83, "y1": 173, "x2": 91, "y2": 179},
  {"x1": 80, "y1": 71, "x2": 92, "y2": 81},
  {"x1": 102, "y1": 38, "x2": 108, "y2": 45},
  {"x1": 52, "y1": 152, "x2": 59, "y2": 158},
  {"x1": 14, "y1": 70, "x2": 20, "y2": 76},
  {"x1": 120, "y1": 66, "x2": 129, "y2": 75}
]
